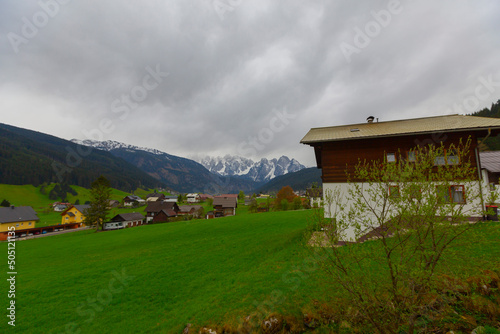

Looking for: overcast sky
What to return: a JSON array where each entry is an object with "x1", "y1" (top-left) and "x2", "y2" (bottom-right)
[{"x1": 1, "y1": 0, "x2": 499, "y2": 167}]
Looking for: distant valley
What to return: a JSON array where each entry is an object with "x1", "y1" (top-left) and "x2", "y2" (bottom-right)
[
  {"x1": 71, "y1": 140, "x2": 316, "y2": 193},
  {"x1": 0, "y1": 122, "x2": 319, "y2": 194}
]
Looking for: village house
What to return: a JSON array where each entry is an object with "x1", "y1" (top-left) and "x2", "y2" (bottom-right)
[
  {"x1": 186, "y1": 193, "x2": 200, "y2": 203},
  {"x1": 146, "y1": 193, "x2": 165, "y2": 202},
  {"x1": 199, "y1": 194, "x2": 213, "y2": 202},
  {"x1": 178, "y1": 205, "x2": 204, "y2": 218},
  {"x1": 301, "y1": 114, "x2": 500, "y2": 241},
  {"x1": 0, "y1": 206, "x2": 39, "y2": 240},
  {"x1": 213, "y1": 196, "x2": 238, "y2": 217},
  {"x1": 144, "y1": 201, "x2": 180, "y2": 223},
  {"x1": 123, "y1": 195, "x2": 146, "y2": 207},
  {"x1": 480, "y1": 151, "x2": 500, "y2": 192},
  {"x1": 306, "y1": 187, "x2": 323, "y2": 208},
  {"x1": 163, "y1": 195, "x2": 178, "y2": 203},
  {"x1": 60, "y1": 205, "x2": 90, "y2": 226},
  {"x1": 52, "y1": 202, "x2": 71, "y2": 212},
  {"x1": 104, "y1": 212, "x2": 145, "y2": 230}
]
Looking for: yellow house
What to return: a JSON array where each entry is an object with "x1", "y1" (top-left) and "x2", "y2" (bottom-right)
[
  {"x1": 0, "y1": 206, "x2": 39, "y2": 233},
  {"x1": 60, "y1": 205, "x2": 90, "y2": 225}
]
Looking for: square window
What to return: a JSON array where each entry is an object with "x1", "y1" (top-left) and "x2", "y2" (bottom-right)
[
  {"x1": 387, "y1": 153, "x2": 396, "y2": 163},
  {"x1": 389, "y1": 185, "x2": 400, "y2": 199},
  {"x1": 436, "y1": 186, "x2": 450, "y2": 204},
  {"x1": 450, "y1": 185, "x2": 465, "y2": 204},
  {"x1": 434, "y1": 156, "x2": 446, "y2": 166},
  {"x1": 446, "y1": 149, "x2": 460, "y2": 165},
  {"x1": 407, "y1": 151, "x2": 416, "y2": 162}
]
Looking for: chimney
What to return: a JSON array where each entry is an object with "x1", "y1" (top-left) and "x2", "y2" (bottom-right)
[{"x1": 367, "y1": 116, "x2": 375, "y2": 123}]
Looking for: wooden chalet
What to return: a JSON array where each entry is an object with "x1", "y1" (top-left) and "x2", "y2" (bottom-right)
[
  {"x1": 123, "y1": 195, "x2": 146, "y2": 206},
  {"x1": 213, "y1": 196, "x2": 237, "y2": 217},
  {"x1": 145, "y1": 201, "x2": 179, "y2": 223},
  {"x1": 302, "y1": 115, "x2": 500, "y2": 184},
  {"x1": 186, "y1": 193, "x2": 200, "y2": 203},
  {"x1": 178, "y1": 205, "x2": 204, "y2": 218},
  {"x1": 199, "y1": 194, "x2": 214, "y2": 202},
  {"x1": 146, "y1": 193, "x2": 165, "y2": 202},
  {"x1": 108, "y1": 212, "x2": 145, "y2": 228},
  {"x1": 301, "y1": 114, "x2": 500, "y2": 240}
]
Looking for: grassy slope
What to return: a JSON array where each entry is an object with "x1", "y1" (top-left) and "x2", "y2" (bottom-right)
[
  {"x1": 0, "y1": 211, "x2": 499, "y2": 333},
  {"x1": 0, "y1": 184, "x2": 132, "y2": 208},
  {"x1": 0, "y1": 210, "x2": 327, "y2": 333},
  {"x1": 0, "y1": 184, "x2": 152, "y2": 226}
]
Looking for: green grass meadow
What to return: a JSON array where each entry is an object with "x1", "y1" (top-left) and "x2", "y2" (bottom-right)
[
  {"x1": 1, "y1": 184, "x2": 500, "y2": 333},
  {"x1": 1, "y1": 210, "x2": 331, "y2": 333}
]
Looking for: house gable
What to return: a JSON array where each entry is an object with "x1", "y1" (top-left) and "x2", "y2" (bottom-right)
[
  {"x1": 302, "y1": 115, "x2": 500, "y2": 183},
  {"x1": 0, "y1": 206, "x2": 39, "y2": 232}
]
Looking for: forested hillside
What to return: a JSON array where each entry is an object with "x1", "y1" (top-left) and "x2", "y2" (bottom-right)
[
  {"x1": 255, "y1": 167, "x2": 321, "y2": 194},
  {"x1": 471, "y1": 99, "x2": 500, "y2": 150},
  {"x1": 0, "y1": 123, "x2": 163, "y2": 191}
]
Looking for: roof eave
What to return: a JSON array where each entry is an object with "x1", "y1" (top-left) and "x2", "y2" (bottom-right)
[{"x1": 300, "y1": 126, "x2": 500, "y2": 145}]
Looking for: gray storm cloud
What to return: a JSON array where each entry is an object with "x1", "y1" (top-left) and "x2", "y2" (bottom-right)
[{"x1": 1, "y1": 0, "x2": 499, "y2": 166}]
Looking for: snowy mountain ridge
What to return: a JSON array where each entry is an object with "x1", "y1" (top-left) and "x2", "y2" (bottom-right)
[
  {"x1": 71, "y1": 139, "x2": 166, "y2": 156},
  {"x1": 198, "y1": 155, "x2": 306, "y2": 183},
  {"x1": 71, "y1": 139, "x2": 306, "y2": 184}
]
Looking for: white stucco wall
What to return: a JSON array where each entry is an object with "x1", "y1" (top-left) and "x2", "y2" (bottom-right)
[{"x1": 323, "y1": 179, "x2": 486, "y2": 243}]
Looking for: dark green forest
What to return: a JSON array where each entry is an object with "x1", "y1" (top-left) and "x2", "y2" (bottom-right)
[
  {"x1": 0, "y1": 123, "x2": 163, "y2": 191},
  {"x1": 471, "y1": 99, "x2": 500, "y2": 150}
]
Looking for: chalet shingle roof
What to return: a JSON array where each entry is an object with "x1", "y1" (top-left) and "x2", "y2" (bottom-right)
[
  {"x1": 111, "y1": 213, "x2": 145, "y2": 221},
  {"x1": 145, "y1": 201, "x2": 178, "y2": 213},
  {"x1": 213, "y1": 197, "x2": 237, "y2": 208},
  {"x1": 159, "y1": 209, "x2": 177, "y2": 217},
  {"x1": 61, "y1": 204, "x2": 90, "y2": 216},
  {"x1": 73, "y1": 205, "x2": 90, "y2": 212},
  {"x1": 300, "y1": 115, "x2": 500, "y2": 144},
  {"x1": 179, "y1": 205, "x2": 203, "y2": 213},
  {"x1": 124, "y1": 195, "x2": 143, "y2": 201},
  {"x1": 0, "y1": 206, "x2": 39, "y2": 224},
  {"x1": 480, "y1": 151, "x2": 500, "y2": 173}
]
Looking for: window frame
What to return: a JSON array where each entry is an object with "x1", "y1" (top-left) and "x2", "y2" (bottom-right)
[
  {"x1": 450, "y1": 185, "x2": 466, "y2": 204},
  {"x1": 386, "y1": 152, "x2": 397, "y2": 163},
  {"x1": 388, "y1": 185, "x2": 400, "y2": 199},
  {"x1": 434, "y1": 148, "x2": 461, "y2": 166},
  {"x1": 436, "y1": 185, "x2": 466, "y2": 204},
  {"x1": 406, "y1": 150, "x2": 417, "y2": 163}
]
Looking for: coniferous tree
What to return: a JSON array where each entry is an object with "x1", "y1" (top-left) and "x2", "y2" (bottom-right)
[
  {"x1": 83, "y1": 176, "x2": 112, "y2": 232},
  {"x1": 1, "y1": 199, "x2": 10, "y2": 207}
]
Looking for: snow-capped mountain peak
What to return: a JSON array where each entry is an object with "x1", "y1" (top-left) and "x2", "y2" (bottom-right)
[
  {"x1": 71, "y1": 139, "x2": 166, "y2": 156},
  {"x1": 198, "y1": 155, "x2": 305, "y2": 182}
]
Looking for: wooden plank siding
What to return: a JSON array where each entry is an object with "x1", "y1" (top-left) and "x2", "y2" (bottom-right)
[{"x1": 315, "y1": 132, "x2": 480, "y2": 183}]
